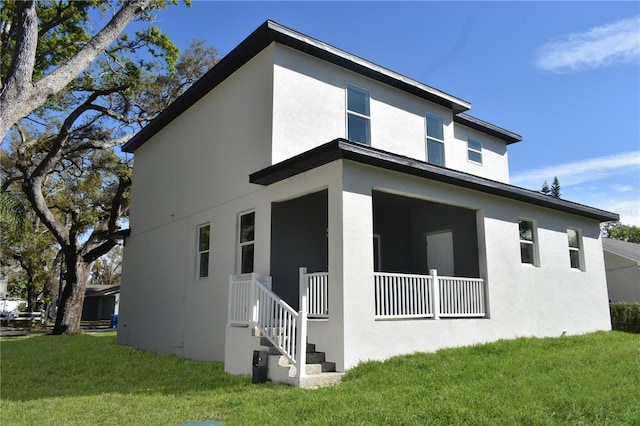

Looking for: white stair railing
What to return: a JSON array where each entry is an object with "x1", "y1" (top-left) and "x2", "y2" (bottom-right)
[{"x1": 228, "y1": 273, "x2": 307, "y2": 376}]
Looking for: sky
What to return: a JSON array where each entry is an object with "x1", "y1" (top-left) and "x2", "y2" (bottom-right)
[{"x1": 150, "y1": 1, "x2": 640, "y2": 225}]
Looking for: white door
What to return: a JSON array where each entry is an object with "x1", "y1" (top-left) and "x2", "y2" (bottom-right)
[{"x1": 426, "y1": 231, "x2": 454, "y2": 276}]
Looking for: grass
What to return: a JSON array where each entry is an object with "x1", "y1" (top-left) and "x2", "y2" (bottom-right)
[{"x1": 1, "y1": 331, "x2": 639, "y2": 425}]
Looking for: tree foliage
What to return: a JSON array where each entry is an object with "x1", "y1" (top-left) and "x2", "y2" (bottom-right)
[
  {"x1": 540, "y1": 176, "x2": 560, "y2": 198},
  {"x1": 550, "y1": 176, "x2": 561, "y2": 198},
  {"x1": 602, "y1": 221, "x2": 640, "y2": 243},
  {"x1": 0, "y1": 1, "x2": 217, "y2": 334},
  {"x1": 0, "y1": 191, "x2": 59, "y2": 311}
]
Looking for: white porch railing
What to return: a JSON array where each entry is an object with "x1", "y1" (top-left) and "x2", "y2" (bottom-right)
[
  {"x1": 438, "y1": 275, "x2": 486, "y2": 318},
  {"x1": 374, "y1": 272, "x2": 433, "y2": 319},
  {"x1": 300, "y1": 268, "x2": 329, "y2": 318},
  {"x1": 228, "y1": 273, "x2": 307, "y2": 376},
  {"x1": 374, "y1": 269, "x2": 486, "y2": 320}
]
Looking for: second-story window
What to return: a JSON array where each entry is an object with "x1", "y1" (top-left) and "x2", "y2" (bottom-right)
[
  {"x1": 347, "y1": 84, "x2": 370, "y2": 145},
  {"x1": 468, "y1": 139, "x2": 483, "y2": 164},
  {"x1": 426, "y1": 114, "x2": 445, "y2": 166}
]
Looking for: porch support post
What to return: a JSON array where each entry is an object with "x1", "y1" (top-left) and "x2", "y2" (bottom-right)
[
  {"x1": 299, "y1": 267, "x2": 308, "y2": 314},
  {"x1": 250, "y1": 272, "x2": 258, "y2": 328},
  {"x1": 431, "y1": 269, "x2": 439, "y2": 320},
  {"x1": 297, "y1": 284, "x2": 308, "y2": 379},
  {"x1": 227, "y1": 274, "x2": 236, "y2": 326}
]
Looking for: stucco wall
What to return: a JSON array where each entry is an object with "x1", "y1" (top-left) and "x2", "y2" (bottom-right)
[
  {"x1": 118, "y1": 46, "x2": 277, "y2": 361},
  {"x1": 335, "y1": 160, "x2": 610, "y2": 369},
  {"x1": 272, "y1": 44, "x2": 510, "y2": 182}
]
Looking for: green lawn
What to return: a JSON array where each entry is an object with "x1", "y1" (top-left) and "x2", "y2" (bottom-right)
[{"x1": 1, "y1": 331, "x2": 638, "y2": 425}]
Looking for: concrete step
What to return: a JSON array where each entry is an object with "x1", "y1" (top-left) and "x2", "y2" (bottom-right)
[
  {"x1": 306, "y1": 351, "x2": 326, "y2": 364},
  {"x1": 298, "y1": 372, "x2": 344, "y2": 389},
  {"x1": 305, "y1": 361, "x2": 336, "y2": 374}
]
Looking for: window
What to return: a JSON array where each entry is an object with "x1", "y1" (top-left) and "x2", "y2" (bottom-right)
[
  {"x1": 426, "y1": 114, "x2": 445, "y2": 166},
  {"x1": 567, "y1": 228, "x2": 583, "y2": 270},
  {"x1": 519, "y1": 219, "x2": 538, "y2": 265},
  {"x1": 468, "y1": 139, "x2": 483, "y2": 164},
  {"x1": 197, "y1": 224, "x2": 210, "y2": 279},
  {"x1": 347, "y1": 84, "x2": 370, "y2": 145},
  {"x1": 238, "y1": 212, "x2": 255, "y2": 274}
]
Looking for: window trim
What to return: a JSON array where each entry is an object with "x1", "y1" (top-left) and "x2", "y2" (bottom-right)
[
  {"x1": 567, "y1": 228, "x2": 584, "y2": 271},
  {"x1": 518, "y1": 218, "x2": 539, "y2": 266},
  {"x1": 196, "y1": 223, "x2": 211, "y2": 279},
  {"x1": 426, "y1": 113, "x2": 445, "y2": 166},
  {"x1": 237, "y1": 210, "x2": 255, "y2": 274},
  {"x1": 467, "y1": 138, "x2": 483, "y2": 165},
  {"x1": 346, "y1": 83, "x2": 371, "y2": 145}
]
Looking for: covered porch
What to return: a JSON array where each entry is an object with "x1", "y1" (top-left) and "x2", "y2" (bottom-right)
[{"x1": 226, "y1": 161, "x2": 489, "y2": 381}]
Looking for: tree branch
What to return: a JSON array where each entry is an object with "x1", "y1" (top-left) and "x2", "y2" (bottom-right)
[{"x1": 0, "y1": 0, "x2": 152, "y2": 140}]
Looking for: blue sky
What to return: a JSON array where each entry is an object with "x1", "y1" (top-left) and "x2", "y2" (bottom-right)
[{"x1": 152, "y1": 1, "x2": 640, "y2": 225}]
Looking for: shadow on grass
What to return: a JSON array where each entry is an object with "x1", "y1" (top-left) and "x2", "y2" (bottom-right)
[{"x1": 1, "y1": 332, "x2": 263, "y2": 402}]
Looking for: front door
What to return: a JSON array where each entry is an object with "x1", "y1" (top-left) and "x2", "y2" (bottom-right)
[{"x1": 426, "y1": 231, "x2": 454, "y2": 276}]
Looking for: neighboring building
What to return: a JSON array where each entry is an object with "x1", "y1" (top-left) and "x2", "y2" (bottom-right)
[
  {"x1": 603, "y1": 238, "x2": 640, "y2": 303},
  {"x1": 117, "y1": 21, "x2": 618, "y2": 387},
  {"x1": 82, "y1": 285, "x2": 120, "y2": 321}
]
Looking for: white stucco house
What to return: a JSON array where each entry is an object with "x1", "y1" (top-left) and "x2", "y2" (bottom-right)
[
  {"x1": 603, "y1": 238, "x2": 640, "y2": 303},
  {"x1": 117, "y1": 21, "x2": 618, "y2": 387}
]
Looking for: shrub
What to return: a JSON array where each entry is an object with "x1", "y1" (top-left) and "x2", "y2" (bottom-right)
[{"x1": 609, "y1": 302, "x2": 640, "y2": 333}]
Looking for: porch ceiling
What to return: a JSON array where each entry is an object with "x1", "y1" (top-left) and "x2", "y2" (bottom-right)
[{"x1": 249, "y1": 139, "x2": 619, "y2": 223}]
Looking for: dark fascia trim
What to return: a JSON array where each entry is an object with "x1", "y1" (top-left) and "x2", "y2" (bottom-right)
[
  {"x1": 250, "y1": 139, "x2": 619, "y2": 223},
  {"x1": 454, "y1": 113, "x2": 522, "y2": 144},
  {"x1": 123, "y1": 20, "x2": 472, "y2": 153}
]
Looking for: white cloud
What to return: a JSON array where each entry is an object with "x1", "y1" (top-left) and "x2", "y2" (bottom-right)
[
  {"x1": 510, "y1": 151, "x2": 640, "y2": 189},
  {"x1": 534, "y1": 16, "x2": 640, "y2": 72}
]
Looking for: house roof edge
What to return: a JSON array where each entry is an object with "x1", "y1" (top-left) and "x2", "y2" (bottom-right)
[
  {"x1": 123, "y1": 20, "x2": 473, "y2": 153},
  {"x1": 250, "y1": 139, "x2": 619, "y2": 223}
]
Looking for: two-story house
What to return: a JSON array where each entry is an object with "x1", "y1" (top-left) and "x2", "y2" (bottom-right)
[{"x1": 117, "y1": 21, "x2": 618, "y2": 387}]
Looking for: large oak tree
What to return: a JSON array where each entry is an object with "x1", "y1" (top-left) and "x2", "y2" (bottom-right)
[{"x1": 1, "y1": 1, "x2": 217, "y2": 334}]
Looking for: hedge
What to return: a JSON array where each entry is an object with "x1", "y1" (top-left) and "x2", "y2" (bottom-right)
[{"x1": 609, "y1": 302, "x2": 640, "y2": 334}]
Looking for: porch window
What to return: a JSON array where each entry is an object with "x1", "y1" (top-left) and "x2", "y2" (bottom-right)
[
  {"x1": 347, "y1": 84, "x2": 370, "y2": 145},
  {"x1": 519, "y1": 219, "x2": 538, "y2": 266},
  {"x1": 567, "y1": 228, "x2": 583, "y2": 270},
  {"x1": 426, "y1": 113, "x2": 445, "y2": 166},
  {"x1": 197, "y1": 223, "x2": 210, "y2": 279},
  {"x1": 467, "y1": 139, "x2": 483, "y2": 164},
  {"x1": 238, "y1": 212, "x2": 255, "y2": 274}
]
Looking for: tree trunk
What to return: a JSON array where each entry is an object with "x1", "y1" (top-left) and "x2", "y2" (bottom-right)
[{"x1": 52, "y1": 253, "x2": 93, "y2": 335}]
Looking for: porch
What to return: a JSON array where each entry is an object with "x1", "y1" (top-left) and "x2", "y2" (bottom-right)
[{"x1": 227, "y1": 267, "x2": 486, "y2": 386}]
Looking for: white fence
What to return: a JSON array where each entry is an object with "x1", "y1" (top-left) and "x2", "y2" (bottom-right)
[
  {"x1": 374, "y1": 273, "x2": 433, "y2": 319},
  {"x1": 300, "y1": 268, "x2": 329, "y2": 318},
  {"x1": 374, "y1": 270, "x2": 486, "y2": 320},
  {"x1": 438, "y1": 276, "x2": 486, "y2": 317}
]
